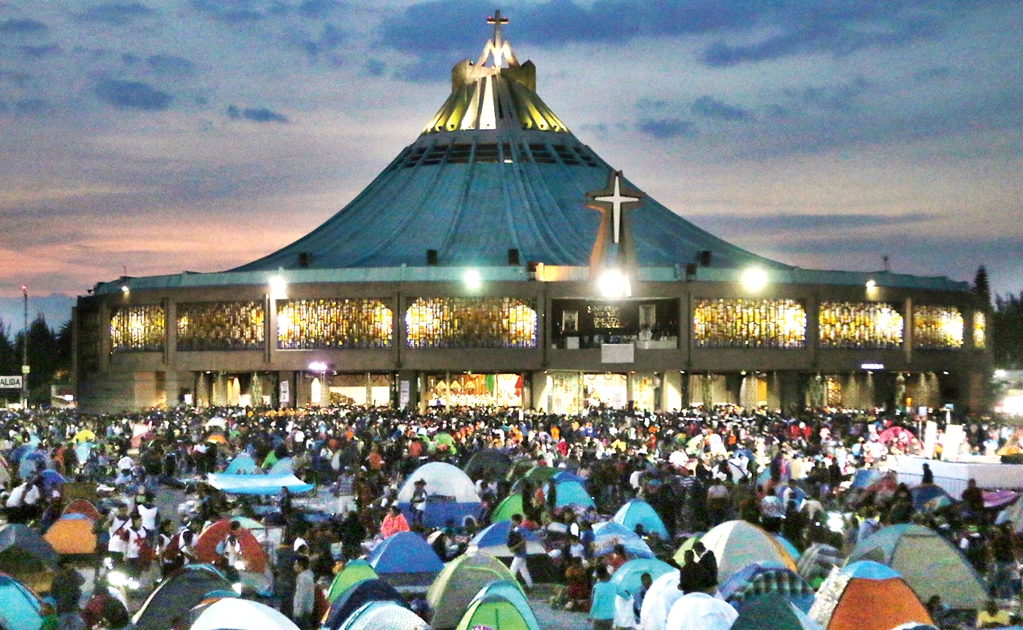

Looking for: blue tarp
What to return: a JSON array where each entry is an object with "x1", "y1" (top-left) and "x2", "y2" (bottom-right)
[
  {"x1": 206, "y1": 473, "x2": 313, "y2": 495},
  {"x1": 225, "y1": 455, "x2": 261, "y2": 475},
  {"x1": 613, "y1": 499, "x2": 669, "y2": 539},
  {"x1": 367, "y1": 532, "x2": 443, "y2": 575}
]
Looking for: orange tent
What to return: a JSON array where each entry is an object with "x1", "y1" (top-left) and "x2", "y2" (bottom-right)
[
  {"x1": 809, "y1": 561, "x2": 932, "y2": 630},
  {"x1": 44, "y1": 515, "x2": 98, "y2": 555},
  {"x1": 195, "y1": 519, "x2": 267, "y2": 573},
  {"x1": 62, "y1": 499, "x2": 100, "y2": 521},
  {"x1": 206, "y1": 434, "x2": 228, "y2": 445}
]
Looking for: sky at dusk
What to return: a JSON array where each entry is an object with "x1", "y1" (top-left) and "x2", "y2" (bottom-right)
[{"x1": 2, "y1": 0, "x2": 1023, "y2": 330}]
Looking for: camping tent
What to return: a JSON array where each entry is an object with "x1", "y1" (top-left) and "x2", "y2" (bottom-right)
[
  {"x1": 367, "y1": 531, "x2": 444, "y2": 587},
  {"x1": 0, "y1": 524, "x2": 57, "y2": 591},
  {"x1": 43, "y1": 514, "x2": 97, "y2": 555},
  {"x1": 807, "y1": 561, "x2": 933, "y2": 630},
  {"x1": 610, "y1": 558, "x2": 675, "y2": 599},
  {"x1": 463, "y1": 449, "x2": 514, "y2": 481},
  {"x1": 718, "y1": 562, "x2": 815, "y2": 612},
  {"x1": 543, "y1": 479, "x2": 595, "y2": 509},
  {"x1": 335, "y1": 601, "x2": 430, "y2": 630},
  {"x1": 398, "y1": 462, "x2": 481, "y2": 528},
  {"x1": 466, "y1": 581, "x2": 540, "y2": 630},
  {"x1": 427, "y1": 553, "x2": 520, "y2": 629},
  {"x1": 731, "y1": 593, "x2": 824, "y2": 630},
  {"x1": 324, "y1": 579, "x2": 406, "y2": 630},
  {"x1": 62, "y1": 499, "x2": 100, "y2": 521},
  {"x1": 665, "y1": 592, "x2": 739, "y2": 630},
  {"x1": 194, "y1": 519, "x2": 268, "y2": 573},
  {"x1": 796, "y1": 544, "x2": 843, "y2": 585},
  {"x1": 640, "y1": 569, "x2": 682, "y2": 630},
  {"x1": 908, "y1": 486, "x2": 954, "y2": 512},
  {"x1": 614, "y1": 499, "x2": 670, "y2": 539},
  {"x1": 455, "y1": 594, "x2": 539, "y2": 630},
  {"x1": 133, "y1": 565, "x2": 233, "y2": 630},
  {"x1": 845, "y1": 524, "x2": 986, "y2": 610},
  {"x1": 206, "y1": 472, "x2": 313, "y2": 495},
  {"x1": 774, "y1": 535, "x2": 802, "y2": 561},
  {"x1": 0, "y1": 573, "x2": 41, "y2": 630},
  {"x1": 491, "y1": 494, "x2": 525, "y2": 523},
  {"x1": 593, "y1": 521, "x2": 655, "y2": 559},
  {"x1": 676, "y1": 520, "x2": 797, "y2": 583},
  {"x1": 468, "y1": 520, "x2": 545, "y2": 558},
  {"x1": 190, "y1": 598, "x2": 299, "y2": 630},
  {"x1": 327, "y1": 560, "x2": 379, "y2": 602},
  {"x1": 224, "y1": 454, "x2": 262, "y2": 475}
]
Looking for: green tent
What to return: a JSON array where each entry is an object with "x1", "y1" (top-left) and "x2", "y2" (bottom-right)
[
  {"x1": 327, "y1": 560, "x2": 379, "y2": 602},
  {"x1": 454, "y1": 595, "x2": 537, "y2": 630},
  {"x1": 491, "y1": 495, "x2": 525, "y2": 523},
  {"x1": 732, "y1": 593, "x2": 823, "y2": 630},
  {"x1": 427, "y1": 553, "x2": 520, "y2": 630}
]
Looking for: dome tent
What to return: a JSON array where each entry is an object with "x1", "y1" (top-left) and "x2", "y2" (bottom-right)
[
  {"x1": 427, "y1": 552, "x2": 519, "y2": 630},
  {"x1": 640, "y1": 569, "x2": 682, "y2": 630},
  {"x1": 467, "y1": 580, "x2": 540, "y2": 630},
  {"x1": 463, "y1": 449, "x2": 514, "y2": 481},
  {"x1": 491, "y1": 494, "x2": 525, "y2": 523},
  {"x1": 845, "y1": 524, "x2": 986, "y2": 610},
  {"x1": 468, "y1": 520, "x2": 544, "y2": 557},
  {"x1": 324, "y1": 579, "x2": 406, "y2": 630},
  {"x1": 613, "y1": 499, "x2": 669, "y2": 539},
  {"x1": 190, "y1": 598, "x2": 299, "y2": 630},
  {"x1": 454, "y1": 594, "x2": 539, "y2": 630},
  {"x1": 133, "y1": 565, "x2": 234, "y2": 630},
  {"x1": 718, "y1": 562, "x2": 815, "y2": 612},
  {"x1": 731, "y1": 593, "x2": 824, "y2": 630},
  {"x1": 367, "y1": 531, "x2": 444, "y2": 587},
  {"x1": 194, "y1": 518, "x2": 267, "y2": 573},
  {"x1": 609, "y1": 558, "x2": 675, "y2": 599},
  {"x1": 327, "y1": 559, "x2": 379, "y2": 602},
  {"x1": 398, "y1": 462, "x2": 481, "y2": 528},
  {"x1": 807, "y1": 561, "x2": 933, "y2": 630},
  {"x1": 335, "y1": 601, "x2": 430, "y2": 630},
  {"x1": 665, "y1": 592, "x2": 738, "y2": 630},
  {"x1": 43, "y1": 514, "x2": 98, "y2": 555},
  {"x1": 0, "y1": 573, "x2": 42, "y2": 630},
  {"x1": 676, "y1": 520, "x2": 796, "y2": 583},
  {"x1": 543, "y1": 478, "x2": 595, "y2": 509}
]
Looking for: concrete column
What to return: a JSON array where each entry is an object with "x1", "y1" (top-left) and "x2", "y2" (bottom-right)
[{"x1": 663, "y1": 371, "x2": 682, "y2": 412}]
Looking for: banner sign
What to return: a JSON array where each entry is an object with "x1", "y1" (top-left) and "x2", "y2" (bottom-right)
[{"x1": 0, "y1": 376, "x2": 22, "y2": 389}]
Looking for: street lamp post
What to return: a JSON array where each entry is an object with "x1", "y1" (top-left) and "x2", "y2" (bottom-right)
[{"x1": 21, "y1": 285, "x2": 28, "y2": 408}]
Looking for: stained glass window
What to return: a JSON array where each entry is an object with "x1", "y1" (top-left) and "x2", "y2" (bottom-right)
[
  {"x1": 913, "y1": 305, "x2": 963, "y2": 349},
  {"x1": 819, "y1": 302, "x2": 903, "y2": 349},
  {"x1": 277, "y1": 299, "x2": 393, "y2": 349},
  {"x1": 693, "y1": 299, "x2": 806, "y2": 348},
  {"x1": 973, "y1": 311, "x2": 986, "y2": 349},
  {"x1": 177, "y1": 302, "x2": 264, "y2": 351},
  {"x1": 111, "y1": 305, "x2": 165, "y2": 352},
  {"x1": 405, "y1": 297, "x2": 537, "y2": 348}
]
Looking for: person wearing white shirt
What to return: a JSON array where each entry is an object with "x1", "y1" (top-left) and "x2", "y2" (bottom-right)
[
  {"x1": 107, "y1": 507, "x2": 131, "y2": 566},
  {"x1": 117, "y1": 455, "x2": 134, "y2": 473},
  {"x1": 137, "y1": 499, "x2": 158, "y2": 542}
]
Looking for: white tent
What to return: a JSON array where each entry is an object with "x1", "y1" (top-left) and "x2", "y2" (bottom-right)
[
  {"x1": 397, "y1": 462, "x2": 480, "y2": 503},
  {"x1": 190, "y1": 598, "x2": 298, "y2": 630},
  {"x1": 665, "y1": 592, "x2": 737, "y2": 630},
  {"x1": 640, "y1": 570, "x2": 682, "y2": 630}
]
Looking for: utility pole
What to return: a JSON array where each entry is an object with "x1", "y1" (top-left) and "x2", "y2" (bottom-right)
[{"x1": 21, "y1": 285, "x2": 28, "y2": 408}]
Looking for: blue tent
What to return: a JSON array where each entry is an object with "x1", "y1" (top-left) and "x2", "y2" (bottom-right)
[
  {"x1": 851, "y1": 469, "x2": 882, "y2": 489},
  {"x1": 468, "y1": 520, "x2": 545, "y2": 557},
  {"x1": 38, "y1": 470, "x2": 65, "y2": 494},
  {"x1": 0, "y1": 573, "x2": 41, "y2": 630},
  {"x1": 552, "y1": 470, "x2": 587, "y2": 486},
  {"x1": 774, "y1": 535, "x2": 802, "y2": 561},
  {"x1": 544, "y1": 479, "x2": 595, "y2": 509},
  {"x1": 609, "y1": 558, "x2": 675, "y2": 597},
  {"x1": 225, "y1": 454, "x2": 261, "y2": 474},
  {"x1": 613, "y1": 499, "x2": 669, "y2": 539},
  {"x1": 268, "y1": 458, "x2": 294, "y2": 475},
  {"x1": 74, "y1": 443, "x2": 92, "y2": 466},
  {"x1": 592, "y1": 521, "x2": 655, "y2": 558},
  {"x1": 367, "y1": 532, "x2": 443, "y2": 575},
  {"x1": 324, "y1": 579, "x2": 406, "y2": 630}
]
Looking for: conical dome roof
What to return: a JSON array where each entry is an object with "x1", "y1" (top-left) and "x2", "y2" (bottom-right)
[{"x1": 234, "y1": 14, "x2": 784, "y2": 273}]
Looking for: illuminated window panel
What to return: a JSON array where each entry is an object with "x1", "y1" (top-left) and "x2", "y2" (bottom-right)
[
  {"x1": 913, "y1": 305, "x2": 963, "y2": 349},
  {"x1": 110, "y1": 305, "x2": 165, "y2": 352},
  {"x1": 177, "y1": 302, "x2": 264, "y2": 351},
  {"x1": 277, "y1": 299, "x2": 393, "y2": 350},
  {"x1": 973, "y1": 312, "x2": 986, "y2": 349},
  {"x1": 693, "y1": 299, "x2": 806, "y2": 349},
  {"x1": 819, "y1": 302, "x2": 904, "y2": 349},
  {"x1": 405, "y1": 297, "x2": 537, "y2": 348}
]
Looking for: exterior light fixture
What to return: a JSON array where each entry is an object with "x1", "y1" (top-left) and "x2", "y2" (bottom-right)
[
  {"x1": 120, "y1": 284, "x2": 130, "y2": 294},
  {"x1": 866, "y1": 279, "x2": 877, "y2": 289},
  {"x1": 268, "y1": 275, "x2": 287, "y2": 299},
  {"x1": 740, "y1": 267, "x2": 768, "y2": 292},
  {"x1": 308, "y1": 361, "x2": 328, "y2": 372},
  {"x1": 861, "y1": 363, "x2": 884, "y2": 370},
  {"x1": 598, "y1": 268, "x2": 630, "y2": 298},
  {"x1": 464, "y1": 269, "x2": 481, "y2": 290}
]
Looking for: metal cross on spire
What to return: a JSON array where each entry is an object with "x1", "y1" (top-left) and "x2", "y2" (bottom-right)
[
  {"x1": 478, "y1": 9, "x2": 517, "y2": 68},
  {"x1": 488, "y1": 10, "x2": 508, "y2": 50},
  {"x1": 592, "y1": 171, "x2": 643, "y2": 244}
]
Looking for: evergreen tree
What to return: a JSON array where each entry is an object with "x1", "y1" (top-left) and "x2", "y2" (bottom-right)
[
  {"x1": 993, "y1": 292, "x2": 1023, "y2": 369},
  {"x1": 15, "y1": 314, "x2": 60, "y2": 405},
  {"x1": 973, "y1": 266, "x2": 991, "y2": 309}
]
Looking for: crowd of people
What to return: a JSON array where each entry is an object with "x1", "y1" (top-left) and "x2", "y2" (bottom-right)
[{"x1": 1, "y1": 403, "x2": 1021, "y2": 630}]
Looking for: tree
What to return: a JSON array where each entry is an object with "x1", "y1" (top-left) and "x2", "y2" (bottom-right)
[
  {"x1": 14, "y1": 314, "x2": 61, "y2": 405},
  {"x1": 973, "y1": 266, "x2": 991, "y2": 309},
  {"x1": 993, "y1": 292, "x2": 1023, "y2": 369}
]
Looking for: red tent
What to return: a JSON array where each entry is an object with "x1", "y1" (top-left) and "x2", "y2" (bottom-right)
[
  {"x1": 194, "y1": 519, "x2": 267, "y2": 573},
  {"x1": 62, "y1": 499, "x2": 100, "y2": 521}
]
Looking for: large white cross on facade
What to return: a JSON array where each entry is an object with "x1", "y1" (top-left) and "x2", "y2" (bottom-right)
[{"x1": 593, "y1": 172, "x2": 642, "y2": 244}]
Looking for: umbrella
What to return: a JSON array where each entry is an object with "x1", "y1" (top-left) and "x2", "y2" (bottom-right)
[{"x1": 38, "y1": 470, "x2": 66, "y2": 494}]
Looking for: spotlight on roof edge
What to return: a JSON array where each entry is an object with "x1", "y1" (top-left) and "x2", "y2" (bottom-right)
[
  {"x1": 866, "y1": 279, "x2": 877, "y2": 289},
  {"x1": 861, "y1": 363, "x2": 884, "y2": 370},
  {"x1": 740, "y1": 267, "x2": 768, "y2": 292},
  {"x1": 464, "y1": 269, "x2": 481, "y2": 290},
  {"x1": 598, "y1": 268, "x2": 630, "y2": 298},
  {"x1": 308, "y1": 361, "x2": 328, "y2": 372},
  {"x1": 268, "y1": 275, "x2": 287, "y2": 299}
]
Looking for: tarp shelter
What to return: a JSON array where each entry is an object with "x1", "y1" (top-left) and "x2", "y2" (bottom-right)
[
  {"x1": 796, "y1": 544, "x2": 843, "y2": 585},
  {"x1": 593, "y1": 521, "x2": 655, "y2": 559},
  {"x1": 845, "y1": 524, "x2": 986, "y2": 610},
  {"x1": 43, "y1": 514, "x2": 97, "y2": 555},
  {"x1": 0, "y1": 573, "x2": 41, "y2": 630},
  {"x1": 731, "y1": 593, "x2": 824, "y2": 630},
  {"x1": 206, "y1": 472, "x2": 313, "y2": 495},
  {"x1": 334, "y1": 601, "x2": 430, "y2": 630},
  {"x1": 677, "y1": 520, "x2": 797, "y2": 583},
  {"x1": 224, "y1": 454, "x2": 262, "y2": 475},
  {"x1": 133, "y1": 565, "x2": 233, "y2": 630},
  {"x1": 327, "y1": 560, "x2": 379, "y2": 602},
  {"x1": 614, "y1": 499, "x2": 670, "y2": 539},
  {"x1": 324, "y1": 579, "x2": 405, "y2": 630},
  {"x1": 190, "y1": 598, "x2": 299, "y2": 630},
  {"x1": 807, "y1": 561, "x2": 933, "y2": 630},
  {"x1": 62, "y1": 499, "x2": 100, "y2": 521},
  {"x1": 666, "y1": 592, "x2": 739, "y2": 630},
  {"x1": 544, "y1": 479, "x2": 595, "y2": 509},
  {"x1": 467, "y1": 581, "x2": 540, "y2": 630},
  {"x1": 455, "y1": 594, "x2": 538, "y2": 630},
  {"x1": 640, "y1": 570, "x2": 682, "y2": 630},
  {"x1": 610, "y1": 558, "x2": 675, "y2": 598},
  {"x1": 491, "y1": 494, "x2": 525, "y2": 523},
  {"x1": 367, "y1": 531, "x2": 443, "y2": 586},
  {"x1": 719, "y1": 562, "x2": 815, "y2": 612},
  {"x1": 463, "y1": 449, "x2": 513, "y2": 481},
  {"x1": 428, "y1": 552, "x2": 520, "y2": 629},
  {"x1": 397, "y1": 462, "x2": 481, "y2": 528},
  {"x1": 194, "y1": 519, "x2": 268, "y2": 573}
]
